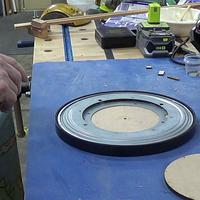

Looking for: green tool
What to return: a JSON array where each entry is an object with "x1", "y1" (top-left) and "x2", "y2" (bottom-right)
[
  {"x1": 136, "y1": 22, "x2": 175, "y2": 57},
  {"x1": 148, "y1": 2, "x2": 161, "y2": 24},
  {"x1": 136, "y1": 1, "x2": 175, "y2": 57}
]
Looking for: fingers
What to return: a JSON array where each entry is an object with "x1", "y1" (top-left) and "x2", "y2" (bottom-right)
[
  {"x1": 0, "y1": 54, "x2": 27, "y2": 82},
  {"x1": 0, "y1": 58, "x2": 22, "y2": 94},
  {"x1": 0, "y1": 54, "x2": 27, "y2": 112},
  {"x1": 0, "y1": 68, "x2": 18, "y2": 94},
  {"x1": 0, "y1": 79, "x2": 17, "y2": 112}
]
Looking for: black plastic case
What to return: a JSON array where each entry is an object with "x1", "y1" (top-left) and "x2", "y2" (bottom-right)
[{"x1": 95, "y1": 26, "x2": 136, "y2": 49}]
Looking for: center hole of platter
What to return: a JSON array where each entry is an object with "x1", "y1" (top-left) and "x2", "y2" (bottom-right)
[{"x1": 92, "y1": 106, "x2": 159, "y2": 132}]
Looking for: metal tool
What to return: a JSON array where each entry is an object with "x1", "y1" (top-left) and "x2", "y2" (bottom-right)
[{"x1": 14, "y1": 77, "x2": 31, "y2": 138}]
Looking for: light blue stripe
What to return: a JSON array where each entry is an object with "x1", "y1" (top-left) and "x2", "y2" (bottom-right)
[{"x1": 62, "y1": 25, "x2": 73, "y2": 61}]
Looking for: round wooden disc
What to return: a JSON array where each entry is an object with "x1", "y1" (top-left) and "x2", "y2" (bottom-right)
[
  {"x1": 92, "y1": 106, "x2": 159, "y2": 132},
  {"x1": 165, "y1": 154, "x2": 200, "y2": 199}
]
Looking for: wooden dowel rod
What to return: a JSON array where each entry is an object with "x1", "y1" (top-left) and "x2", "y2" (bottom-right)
[
  {"x1": 179, "y1": 5, "x2": 191, "y2": 21},
  {"x1": 47, "y1": 9, "x2": 148, "y2": 25},
  {"x1": 14, "y1": 2, "x2": 200, "y2": 29},
  {"x1": 14, "y1": 9, "x2": 148, "y2": 29},
  {"x1": 15, "y1": 22, "x2": 32, "y2": 28}
]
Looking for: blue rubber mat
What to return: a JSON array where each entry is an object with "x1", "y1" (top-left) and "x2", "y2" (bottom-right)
[{"x1": 27, "y1": 58, "x2": 200, "y2": 200}]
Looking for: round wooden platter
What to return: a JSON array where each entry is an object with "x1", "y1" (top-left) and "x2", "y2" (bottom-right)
[
  {"x1": 165, "y1": 154, "x2": 200, "y2": 200},
  {"x1": 92, "y1": 105, "x2": 159, "y2": 133}
]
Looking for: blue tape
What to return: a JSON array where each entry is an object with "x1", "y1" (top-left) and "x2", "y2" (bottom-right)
[{"x1": 62, "y1": 25, "x2": 73, "y2": 61}]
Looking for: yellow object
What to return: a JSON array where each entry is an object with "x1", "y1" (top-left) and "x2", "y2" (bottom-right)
[
  {"x1": 148, "y1": 2, "x2": 160, "y2": 24},
  {"x1": 99, "y1": 5, "x2": 113, "y2": 12},
  {"x1": 97, "y1": 0, "x2": 113, "y2": 12},
  {"x1": 41, "y1": 3, "x2": 90, "y2": 26}
]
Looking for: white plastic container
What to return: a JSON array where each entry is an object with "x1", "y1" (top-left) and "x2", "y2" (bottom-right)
[{"x1": 160, "y1": 7, "x2": 200, "y2": 37}]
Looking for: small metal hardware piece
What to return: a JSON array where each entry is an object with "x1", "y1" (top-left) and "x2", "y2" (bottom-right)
[{"x1": 158, "y1": 70, "x2": 165, "y2": 76}]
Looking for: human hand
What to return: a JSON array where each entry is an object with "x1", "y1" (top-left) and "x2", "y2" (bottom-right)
[{"x1": 0, "y1": 54, "x2": 27, "y2": 112}]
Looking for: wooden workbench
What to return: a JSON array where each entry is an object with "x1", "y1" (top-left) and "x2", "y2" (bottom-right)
[
  {"x1": 33, "y1": 21, "x2": 143, "y2": 63},
  {"x1": 33, "y1": 20, "x2": 199, "y2": 64}
]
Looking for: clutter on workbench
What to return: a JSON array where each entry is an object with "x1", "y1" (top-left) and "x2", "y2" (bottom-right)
[
  {"x1": 104, "y1": 2, "x2": 200, "y2": 37},
  {"x1": 24, "y1": 3, "x2": 92, "y2": 39},
  {"x1": 170, "y1": 18, "x2": 200, "y2": 66},
  {"x1": 102, "y1": 2, "x2": 177, "y2": 55},
  {"x1": 104, "y1": 2, "x2": 148, "y2": 32},
  {"x1": 94, "y1": 2, "x2": 147, "y2": 49},
  {"x1": 14, "y1": 2, "x2": 200, "y2": 41},
  {"x1": 95, "y1": 26, "x2": 136, "y2": 48},
  {"x1": 14, "y1": 4, "x2": 149, "y2": 38}
]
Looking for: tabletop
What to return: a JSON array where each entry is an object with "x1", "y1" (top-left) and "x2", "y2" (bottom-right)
[{"x1": 26, "y1": 57, "x2": 200, "y2": 200}]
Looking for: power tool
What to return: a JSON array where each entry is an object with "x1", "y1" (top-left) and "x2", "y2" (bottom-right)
[{"x1": 136, "y1": 2, "x2": 175, "y2": 57}]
